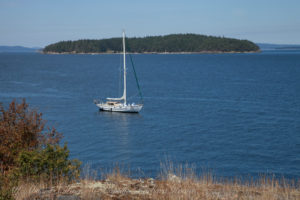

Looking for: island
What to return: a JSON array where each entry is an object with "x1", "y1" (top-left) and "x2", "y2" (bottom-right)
[
  {"x1": 0, "y1": 46, "x2": 40, "y2": 53},
  {"x1": 43, "y1": 34, "x2": 260, "y2": 54}
]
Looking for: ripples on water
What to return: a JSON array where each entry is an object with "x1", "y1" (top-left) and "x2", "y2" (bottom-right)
[{"x1": 0, "y1": 51, "x2": 299, "y2": 179}]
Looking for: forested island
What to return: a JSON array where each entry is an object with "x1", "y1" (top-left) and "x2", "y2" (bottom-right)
[{"x1": 43, "y1": 34, "x2": 260, "y2": 54}]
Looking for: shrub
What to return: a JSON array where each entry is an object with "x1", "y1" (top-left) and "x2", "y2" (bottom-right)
[
  {"x1": 0, "y1": 99, "x2": 81, "y2": 198},
  {"x1": 15, "y1": 144, "x2": 81, "y2": 183},
  {"x1": 0, "y1": 99, "x2": 62, "y2": 173}
]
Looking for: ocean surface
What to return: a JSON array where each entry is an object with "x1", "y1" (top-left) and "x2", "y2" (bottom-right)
[{"x1": 0, "y1": 51, "x2": 299, "y2": 180}]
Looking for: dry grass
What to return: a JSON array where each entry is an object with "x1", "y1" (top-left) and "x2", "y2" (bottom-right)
[
  {"x1": 13, "y1": 164, "x2": 300, "y2": 200},
  {"x1": 153, "y1": 163, "x2": 300, "y2": 200},
  {"x1": 13, "y1": 178, "x2": 69, "y2": 200},
  {"x1": 152, "y1": 175, "x2": 299, "y2": 200}
]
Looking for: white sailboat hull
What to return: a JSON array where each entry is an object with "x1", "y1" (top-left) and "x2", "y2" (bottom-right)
[{"x1": 96, "y1": 103, "x2": 143, "y2": 113}]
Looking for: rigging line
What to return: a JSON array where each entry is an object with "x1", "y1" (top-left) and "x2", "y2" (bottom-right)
[
  {"x1": 129, "y1": 53, "x2": 144, "y2": 103},
  {"x1": 118, "y1": 47, "x2": 122, "y2": 97},
  {"x1": 128, "y1": 92, "x2": 139, "y2": 98}
]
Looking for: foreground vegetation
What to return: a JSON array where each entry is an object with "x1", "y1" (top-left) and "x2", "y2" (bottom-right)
[
  {"x1": 0, "y1": 100, "x2": 81, "y2": 200},
  {"x1": 13, "y1": 166, "x2": 300, "y2": 200},
  {"x1": 43, "y1": 34, "x2": 260, "y2": 54},
  {"x1": 1, "y1": 100, "x2": 299, "y2": 199}
]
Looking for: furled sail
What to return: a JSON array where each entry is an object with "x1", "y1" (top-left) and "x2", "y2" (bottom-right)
[{"x1": 106, "y1": 94, "x2": 125, "y2": 101}]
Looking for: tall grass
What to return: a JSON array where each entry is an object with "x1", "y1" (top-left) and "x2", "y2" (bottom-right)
[
  {"x1": 154, "y1": 162, "x2": 299, "y2": 200},
  {"x1": 13, "y1": 163, "x2": 300, "y2": 200}
]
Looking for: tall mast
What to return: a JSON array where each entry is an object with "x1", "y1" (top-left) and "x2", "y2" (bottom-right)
[{"x1": 122, "y1": 31, "x2": 127, "y2": 105}]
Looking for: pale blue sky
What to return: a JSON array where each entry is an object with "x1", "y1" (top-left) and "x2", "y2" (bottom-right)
[{"x1": 1, "y1": 0, "x2": 300, "y2": 47}]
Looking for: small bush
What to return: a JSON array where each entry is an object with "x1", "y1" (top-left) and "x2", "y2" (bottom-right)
[{"x1": 15, "y1": 144, "x2": 81, "y2": 184}]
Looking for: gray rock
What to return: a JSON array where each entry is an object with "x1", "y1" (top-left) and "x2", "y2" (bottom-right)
[{"x1": 57, "y1": 195, "x2": 80, "y2": 200}]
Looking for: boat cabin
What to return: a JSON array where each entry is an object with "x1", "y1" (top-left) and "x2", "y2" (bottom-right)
[{"x1": 106, "y1": 101, "x2": 122, "y2": 106}]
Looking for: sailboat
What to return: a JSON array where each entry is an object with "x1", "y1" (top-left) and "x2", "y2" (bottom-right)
[{"x1": 94, "y1": 31, "x2": 143, "y2": 113}]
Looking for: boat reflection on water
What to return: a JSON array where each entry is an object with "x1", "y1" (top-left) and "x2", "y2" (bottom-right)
[
  {"x1": 97, "y1": 110, "x2": 143, "y2": 126},
  {"x1": 95, "y1": 111, "x2": 144, "y2": 162}
]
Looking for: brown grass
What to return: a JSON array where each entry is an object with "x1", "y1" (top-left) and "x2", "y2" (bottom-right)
[
  {"x1": 13, "y1": 164, "x2": 300, "y2": 200},
  {"x1": 152, "y1": 175, "x2": 299, "y2": 200}
]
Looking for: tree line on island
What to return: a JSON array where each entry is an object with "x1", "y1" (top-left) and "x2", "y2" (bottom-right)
[{"x1": 43, "y1": 34, "x2": 260, "y2": 53}]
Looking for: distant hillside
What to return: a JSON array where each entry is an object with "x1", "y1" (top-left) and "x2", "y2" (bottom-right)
[
  {"x1": 257, "y1": 43, "x2": 300, "y2": 50},
  {"x1": 43, "y1": 34, "x2": 259, "y2": 54},
  {"x1": 0, "y1": 46, "x2": 40, "y2": 53}
]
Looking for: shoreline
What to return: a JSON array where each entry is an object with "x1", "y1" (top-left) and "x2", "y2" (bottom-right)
[
  {"x1": 42, "y1": 50, "x2": 260, "y2": 55},
  {"x1": 15, "y1": 172, "x2": 299, "y2": 200}
]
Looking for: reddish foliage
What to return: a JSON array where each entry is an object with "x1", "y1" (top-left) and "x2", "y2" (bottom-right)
[{"x1": 0, "y1": 99, "x2": 62, "y2": 173}]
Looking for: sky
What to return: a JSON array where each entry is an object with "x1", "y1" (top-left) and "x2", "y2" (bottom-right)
[{"x1": 0, "y1": 0, "x2": 300, "y2": 47}]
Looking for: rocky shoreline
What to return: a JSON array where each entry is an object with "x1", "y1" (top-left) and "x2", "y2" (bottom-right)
[
  {"x1": 22, "y1": 178, "x2": 156, "y2": 200},
  {"x1": 42, "y1": 50, "x2": 260, "y2": 55},
  {"x1": 15, "y1": 174, "x2": 299, "y2": 200}
]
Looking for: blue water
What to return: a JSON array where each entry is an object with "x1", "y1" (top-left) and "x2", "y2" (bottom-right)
[{"x1": 0, "y1": 51, "x2": 299, "y2": 180}]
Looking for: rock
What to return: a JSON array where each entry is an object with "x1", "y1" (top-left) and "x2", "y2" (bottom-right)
[
  {"x1": 57, "y1": 195, "x2": 80, "y2": 200},
  {"x1": 167, "y1": 174, "x2": 181, "y2": 183}
]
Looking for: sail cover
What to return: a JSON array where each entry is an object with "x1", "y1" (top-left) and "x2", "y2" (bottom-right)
[{"x1": 107, "y1": 94, "x2": 125, "y2": 101}]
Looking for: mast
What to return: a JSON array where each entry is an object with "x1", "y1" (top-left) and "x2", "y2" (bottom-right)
[{"x1": 122, "y1": 31, "x2": 127, "y2": 105}]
